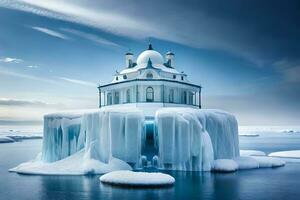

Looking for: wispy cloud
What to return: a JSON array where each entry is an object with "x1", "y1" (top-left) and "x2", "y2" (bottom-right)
[
  {"x1": 0, "y1": 57, "x2": 23, "y2": 63},
  {"x1": 0, "y1": 0, "x2": 263, "y2": 65},
  {"x1": 1, "y1": 0, "x2": 149, "y2": 39},
  {"x1": 32, "y1": 26, "x2": 69, "y2": 40},
  {"x1": 282, "y1": 66, "x2": 300, "y2": 83},
  {"x1": 61, "y1": 28, "x2": 121, "y2": 48},
  {"x1": 27, "y1": 65, "x2": 39, "y2": 69},
  {"x1": 0, "y1": 67, "x2": 59, "y2": 85},
  {"x1": 0, "y1": 98, "x2": 64, "y2": 108},
  {"x1": 272, "y1": 59, "x2": 300, "y2": 83},
  {"x1": 58, "y1": 76, "x2": 97, "y2": 87}
]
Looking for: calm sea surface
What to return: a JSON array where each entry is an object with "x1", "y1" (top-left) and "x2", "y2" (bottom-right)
[{"x1": 1, "y1": 126, "x2": 300, "y2": 200}]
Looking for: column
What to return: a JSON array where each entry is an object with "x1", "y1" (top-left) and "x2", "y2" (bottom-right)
[{"x1": 99, "y1": 88, "x2": 101, "y2": 108}]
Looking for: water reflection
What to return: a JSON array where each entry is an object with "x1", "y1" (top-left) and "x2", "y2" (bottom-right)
[{"x1": 2, "y1": 134, "x2": 300, "y2": 200}]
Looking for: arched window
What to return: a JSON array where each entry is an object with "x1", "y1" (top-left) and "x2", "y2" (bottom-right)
[
  {"x1": 126, "y1": 89, "x2": 131, "y2": 103},
  {"x1": 146, "y1": 87, "x2": 154, "y2": 102},
  {"x1": 146, "y1": 73, "x2": 153, "y2": 79},
  {"x1": 107, "y1": 93, "x2": 112, "y2": 105},
  {"x1": 114, "y1": 92, "x2": 120, "y2": 104},
  {"x1": 169, "y1": 89, "x2": 174, "y2": 103},
  {"x1": 116, "y1": 76, "x2": 118, "y2": 81},
  {"x1": 123, "y1": 75, "x2": 127, "y2": 80},
  {"x1": 188, "y1": 92, "x2": 194, "y2": 105},
  {"x1": 181, "y1": 76, "x2": 184, "y2": 81},
  {"x1": 183, "y1": 91, "x2": 187, "y2": 104}
]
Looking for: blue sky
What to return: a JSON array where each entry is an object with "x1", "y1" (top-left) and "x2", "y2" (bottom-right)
[{"x1": 0, "y1": 0, "x2": 299, "y2": 125}]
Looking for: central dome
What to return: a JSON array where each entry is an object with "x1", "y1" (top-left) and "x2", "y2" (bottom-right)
[{"x1": 136, "y1": 50, "x2": 164, "y2": 65}]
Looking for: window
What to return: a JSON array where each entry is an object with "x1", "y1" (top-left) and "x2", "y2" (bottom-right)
[
  {"x1": 146, "y1": 87, "x2": 154, "y2": 102},
  {"x1": 146, "y1": 73, "x2": 153, "y2": 79},
  {"x1": 116, "y1": 76, "x2": 118, "y2": 81},
  {"x1": 181, "y1": 76, "x2": 184, "y2": 81},
  {"x1": 126, "y1": 89, "x2": 131, "y2": 103},
  {"x1": 107, "y1": 93, "x2": 112, "y2": 105},
  {"x1": 114, "y1": 92, "x2": 120, "y2": 104},
  {"x1": 169, "y1": 89, "x2": 174, "y2": 103},
  {"x1": 173, "y1": 75, "x2": 176, "y2": 79},
  {"x1": 183, "y1": 91, "x2": 187, "y2": 104},
  {"x1": 123, "y1": 75, "x2": 127, "y2": 79},
  {"x1": 188, "y1": 92, "x2": 194, "y2": 105}
]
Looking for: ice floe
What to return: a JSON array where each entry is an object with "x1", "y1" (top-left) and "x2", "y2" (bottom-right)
[
  {"x1": 100, "y1": 170, "x2": 175, "y2": 186},
  {"x1": 269, "y1": 150, "x2": 300, "y2": 159},
  {"x1": 240, "y1": 150, "x2": 266, "y2": 156}
]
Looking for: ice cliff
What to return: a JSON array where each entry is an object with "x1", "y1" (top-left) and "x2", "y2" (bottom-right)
[
  {"x1": 11, "y1": 107, "x2": 241, "y2": 175},
  {"x1": 155, "y1": 108, "x2": 239, "y2": 171}
]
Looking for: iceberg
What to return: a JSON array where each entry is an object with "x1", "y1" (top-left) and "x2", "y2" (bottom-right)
[{"x1": 11, "y1": 107, "x2": 247, "y2": 174}]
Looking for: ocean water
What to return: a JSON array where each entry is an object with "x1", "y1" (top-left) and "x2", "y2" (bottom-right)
[{"x1": 0, "y1": 126, "x2": 300, "y2": 200}]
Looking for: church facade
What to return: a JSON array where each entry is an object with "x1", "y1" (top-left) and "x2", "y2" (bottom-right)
[{"x1": 98, "y1": 44, "x2": 202, "y2": 116}]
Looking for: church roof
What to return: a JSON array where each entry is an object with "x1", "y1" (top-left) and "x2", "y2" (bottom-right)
[{"x1": 120, "y1": 44, "x2": 180, "y2": 75}]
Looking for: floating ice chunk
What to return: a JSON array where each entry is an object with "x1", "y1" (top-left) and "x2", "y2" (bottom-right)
[
  {"x1": 100, "y1": 170, "x2": 175, "y2": 186},
  {"x1": 234, "y1": 156, "x2": 259, "y2": 170},
  {"x1": 212, "y1": 159, "x2": 238, "y2": 172},
  {"x1": 0, "y1": 136, "x2": 15, "y2": 143},
  {"x1": 6, "y1": 135, "x2": 42, "y2": 140},
  {"x1": 269, "y1": 150, "x2": 300, "y2": 158},
  {"x1": 240, "y1": 150, "x2": 266, "y2": 156},
  {"x1": 252, "y1": 156, "x2": 285, "y2": 168},
  {"x1": 239, "y1": 133, "x2": 259, "y2": 137}
]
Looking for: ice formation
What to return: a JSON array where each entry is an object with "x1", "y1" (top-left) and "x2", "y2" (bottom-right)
[
  {"x1": 14, "y1": 107, "x2": 276, "y2": 175},
  {"x1": 155, "y1": 108, "x2": 238, "y2": 171},
  {"x1": 252, "y1": 156, "x2": 285, "y2": 168},
  {"x1": 240, "y1": 150, "x2": 266, "y2": 156},
  {"x1": 100, "y1": 170, "x2": 175, "y2": 186},
  {"x1": 0, "y1": 136, "x2": 15, "y2": 143},
  {"x1": 269, "y1": 150, "x2": 300, "y2": 158},
  {"x1": 212, "y1": 159, "x2": 239, "y2": 172},
  {"x1": 234, "y1": 156, "x2": 259, "y2": 170}
]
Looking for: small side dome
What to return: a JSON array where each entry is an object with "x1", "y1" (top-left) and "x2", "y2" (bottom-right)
[
  {"x1": 125, "y1": 52, "x2": 133, "y2": 55},
  {"x1": 166, "y1": 51, "x2": 174, "y2": 56}
]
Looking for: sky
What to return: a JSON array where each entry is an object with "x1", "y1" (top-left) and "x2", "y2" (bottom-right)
[{"x1": 0, "y1": 0, "x2": 299, "y2": 125}]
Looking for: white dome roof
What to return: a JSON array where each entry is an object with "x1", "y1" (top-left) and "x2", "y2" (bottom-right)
[{"x1": 136, "y1": 50, "x2": 164, "y2": 65}]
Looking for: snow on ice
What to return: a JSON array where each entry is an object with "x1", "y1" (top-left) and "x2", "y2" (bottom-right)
[
  {"x1": 212, "y1": 159, "x2": 238, "y2": 172},
  {"x1": 269, "y1": 150, "x2": 300, "y2": 159},
  {"x1": 100, "y1": 170, "x2": 175, "y2": 186}
]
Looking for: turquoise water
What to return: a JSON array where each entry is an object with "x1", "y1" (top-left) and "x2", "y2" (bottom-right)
[{"x1": 1, "y1": 128, "x2": 300, "y2": 200}]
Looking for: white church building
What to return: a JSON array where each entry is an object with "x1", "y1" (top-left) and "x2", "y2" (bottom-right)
[{"x1": 98, "y1": 44, "x2": 202, "y2": 116}]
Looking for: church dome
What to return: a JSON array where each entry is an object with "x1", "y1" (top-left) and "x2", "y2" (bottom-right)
[{"x1": 136, "y1": 44, "x2": 164, "y2": 65}]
